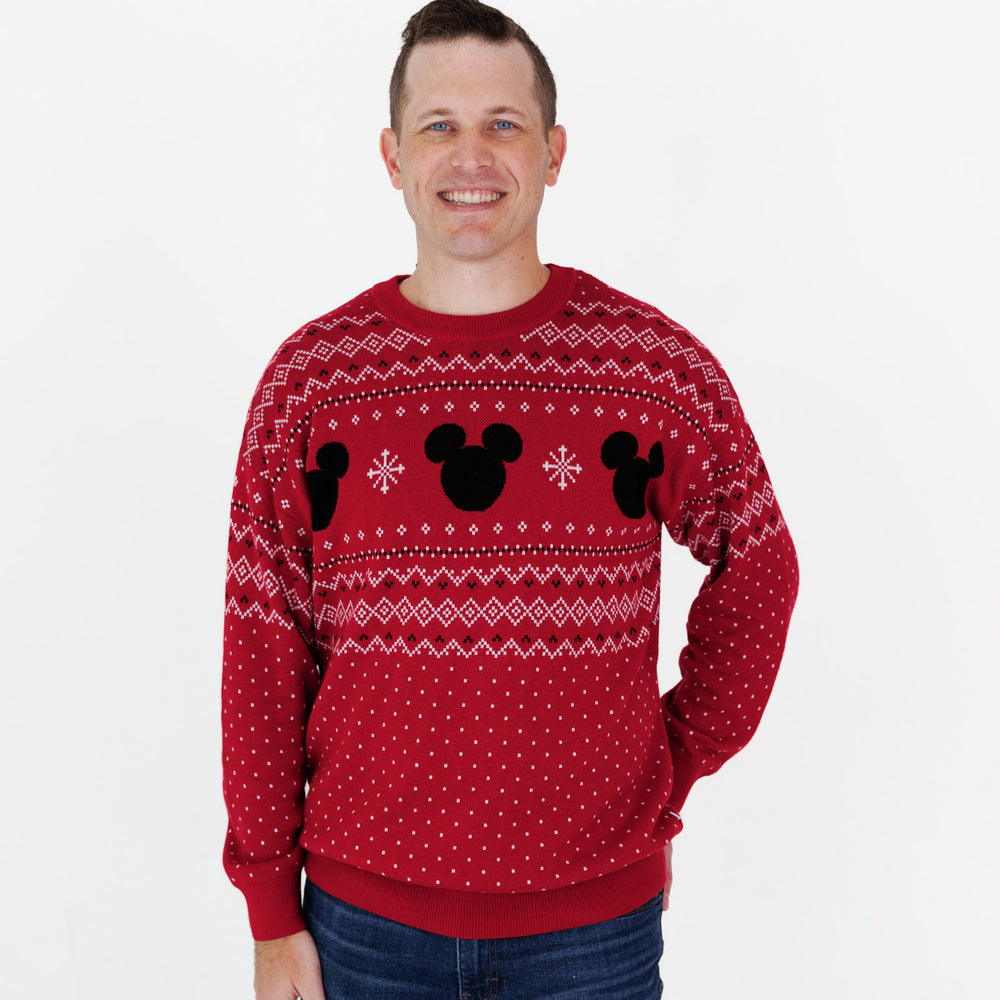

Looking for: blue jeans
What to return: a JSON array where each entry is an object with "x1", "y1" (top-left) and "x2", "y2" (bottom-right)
[{"x1": 304, "y1": 879, "x2": 664, "y2": 999}]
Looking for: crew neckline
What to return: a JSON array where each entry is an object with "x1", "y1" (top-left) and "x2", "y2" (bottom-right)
[{"x1": 369, "y1": 264, "x2": 577, "y2": 342}]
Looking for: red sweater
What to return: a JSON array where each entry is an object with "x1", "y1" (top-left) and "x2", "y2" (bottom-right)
[{"x1": 222, "y1": 265, "x2": 798, "y2": 941}]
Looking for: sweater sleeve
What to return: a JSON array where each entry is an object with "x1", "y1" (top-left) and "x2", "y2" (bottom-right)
[
  {"x1": 653, "y1": 356, "x2": 799, "y2": 819},
  {"x1": 221, "y1": 396, "x2": 320, "y2": 941}
]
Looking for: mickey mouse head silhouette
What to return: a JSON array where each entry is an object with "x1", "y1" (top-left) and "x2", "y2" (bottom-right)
[
  {"x1": 425, "y1": 423, "x2": 523, "y2": 511},
  {"x1": 601, "y1": 431, "x2": 664, "y2": 519},
  {"x1": 306, "y1": 441, "x2": 350, "y2": 530}
]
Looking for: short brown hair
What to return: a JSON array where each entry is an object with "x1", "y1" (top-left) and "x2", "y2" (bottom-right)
[{"x1": 389, "y1": 0, "x2": 557, "y2": 134}]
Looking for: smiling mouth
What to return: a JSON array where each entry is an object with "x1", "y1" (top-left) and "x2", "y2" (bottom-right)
[{"x1": 439, "y1": 190, "x2": 505, "y2": 205}]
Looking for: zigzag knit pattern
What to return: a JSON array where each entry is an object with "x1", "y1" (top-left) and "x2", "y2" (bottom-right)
[{"x1": 222, "y1": 265, "x2": 798, "y2": 940}]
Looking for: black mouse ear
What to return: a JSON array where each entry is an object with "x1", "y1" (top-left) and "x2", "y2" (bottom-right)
[
  {"x1": 601, "y1": 430, "x2": 638, "y2": 470},
  {"x1": 481, "y1": 423, "x2": 523, "y2": 462},
  {"x1": 425, "y1": 423, "x2": 466, "y2": 464},
  {"x1": 315, "y1": 441, "x2": 350, "y2": 478},
  {"x1": 647, "y1": 441, "x2": 664, "y2": 478}
]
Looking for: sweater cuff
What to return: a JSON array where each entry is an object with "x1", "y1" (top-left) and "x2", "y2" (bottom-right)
[{"x1": 240, "y1": 871, "x2": 306, "y2": 941}]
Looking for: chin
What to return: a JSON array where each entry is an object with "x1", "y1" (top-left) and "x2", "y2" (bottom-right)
[{"x1": 440, "y1": 236, "x2": 505, "y2": 262}]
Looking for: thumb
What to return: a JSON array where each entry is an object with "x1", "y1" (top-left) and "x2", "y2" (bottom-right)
[
  {"x1": 290, "y1": 935, "x2": 326, "y2": 1000},
  {"x1": 292, "y1": 961, "x2": 326, "y2": 1000}
]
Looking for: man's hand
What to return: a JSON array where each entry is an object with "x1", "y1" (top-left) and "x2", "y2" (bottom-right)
[{"x1": 254, "y1": 929, "x2": 326, "y2": 1000}]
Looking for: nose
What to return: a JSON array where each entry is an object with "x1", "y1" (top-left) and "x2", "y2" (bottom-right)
[{"x1": 450, "y1": 129, "x2": 494, "y2": 170}]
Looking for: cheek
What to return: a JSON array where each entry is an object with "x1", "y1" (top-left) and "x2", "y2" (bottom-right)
[
  {"x1": 398, "y1": 145, "x2": 438, "y2": 187},
  {"x1": 519, "y1": 159, "x2": 551, "y2": 194},
  {"x1": 516, "y1": 149, "x2": 553, "y2": 187},
  {"x1": 413, "y1": 160, "x2": 447, "y2": 195}
]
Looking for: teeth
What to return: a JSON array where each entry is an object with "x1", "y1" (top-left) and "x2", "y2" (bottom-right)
[{"x1": 441, "y1": 190, "x2": 503, "y2": 205}]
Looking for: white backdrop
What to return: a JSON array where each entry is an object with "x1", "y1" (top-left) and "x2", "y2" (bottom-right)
[{"x1": 2, "y1": 1, "x2": 997, "y2": 996}]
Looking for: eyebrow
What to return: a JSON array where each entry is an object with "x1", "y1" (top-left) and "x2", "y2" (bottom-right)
[{"x1": 412, "y1": 105, "x2": 530, "y2": 125}]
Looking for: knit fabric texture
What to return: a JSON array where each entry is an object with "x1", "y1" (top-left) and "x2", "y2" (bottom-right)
[{"x1": 222, "y1": 265, "x2": 799, "y2": 940}]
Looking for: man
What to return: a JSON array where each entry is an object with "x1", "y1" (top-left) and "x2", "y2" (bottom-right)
[{"x1": 222, "y1": 2, "x2": 799, "y2": 998}]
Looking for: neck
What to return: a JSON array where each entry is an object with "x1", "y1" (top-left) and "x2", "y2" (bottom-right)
[{"x1": 398, "y1": 257, "x2": 551, "y2": 315}]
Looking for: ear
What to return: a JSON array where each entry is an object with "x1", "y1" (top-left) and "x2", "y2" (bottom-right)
[
  {"x1": 380, "y1": 128, "x2": 404, "y2": 190},
  {"x1": 545, "y1": 125, "x2": 567, "y2": 187}
]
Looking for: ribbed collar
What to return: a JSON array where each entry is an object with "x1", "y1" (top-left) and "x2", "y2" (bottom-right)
[{"x1": 369, "y1": 264, "x2": 577, "y2": 342}]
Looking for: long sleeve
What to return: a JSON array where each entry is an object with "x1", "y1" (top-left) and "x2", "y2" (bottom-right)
[
  {"x1": 221, "y1": 393, "x2": 320, "y2": 940},
  {"x1": 653, "y1": 349, "x2": 799, "y2": 817}
]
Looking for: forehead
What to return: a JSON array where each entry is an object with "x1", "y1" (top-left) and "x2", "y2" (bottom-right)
[{"x1": 401, "y1": 37, "x2": 540, "y2": 122}]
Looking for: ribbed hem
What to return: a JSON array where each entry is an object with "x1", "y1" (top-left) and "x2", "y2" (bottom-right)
[
  {"x1": 304, "y1": 850, "x2": 668, "y2": 940},
  {"x1": 369, "y1": 264, "x2": 577, "y2": 342}
]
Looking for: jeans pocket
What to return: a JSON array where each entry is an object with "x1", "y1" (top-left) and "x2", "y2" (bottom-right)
[{"x1": 617, "y1": 889, "x2": 664, "y2": 919}]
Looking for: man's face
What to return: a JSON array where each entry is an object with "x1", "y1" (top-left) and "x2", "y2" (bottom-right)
[{"x1": 380, "y1": 37, "x2": 566, "y2": 270}]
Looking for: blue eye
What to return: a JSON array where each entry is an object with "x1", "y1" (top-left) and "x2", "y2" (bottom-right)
[
  {"x1": 494, "y1": 120, "x2": 515, "y2": 131},
  {"x1": 428, "y1": 122, "x2": 450, "y2": 132}
]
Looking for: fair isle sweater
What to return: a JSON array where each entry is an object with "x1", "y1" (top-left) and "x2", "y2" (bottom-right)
[{"x1": 222, "y1": 264, "x2": 798, "y2": 941}]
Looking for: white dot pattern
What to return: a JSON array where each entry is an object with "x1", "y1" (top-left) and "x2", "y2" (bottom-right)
[{"x1": 221, "y1": 268, "x2": 798, "y2": 938}]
